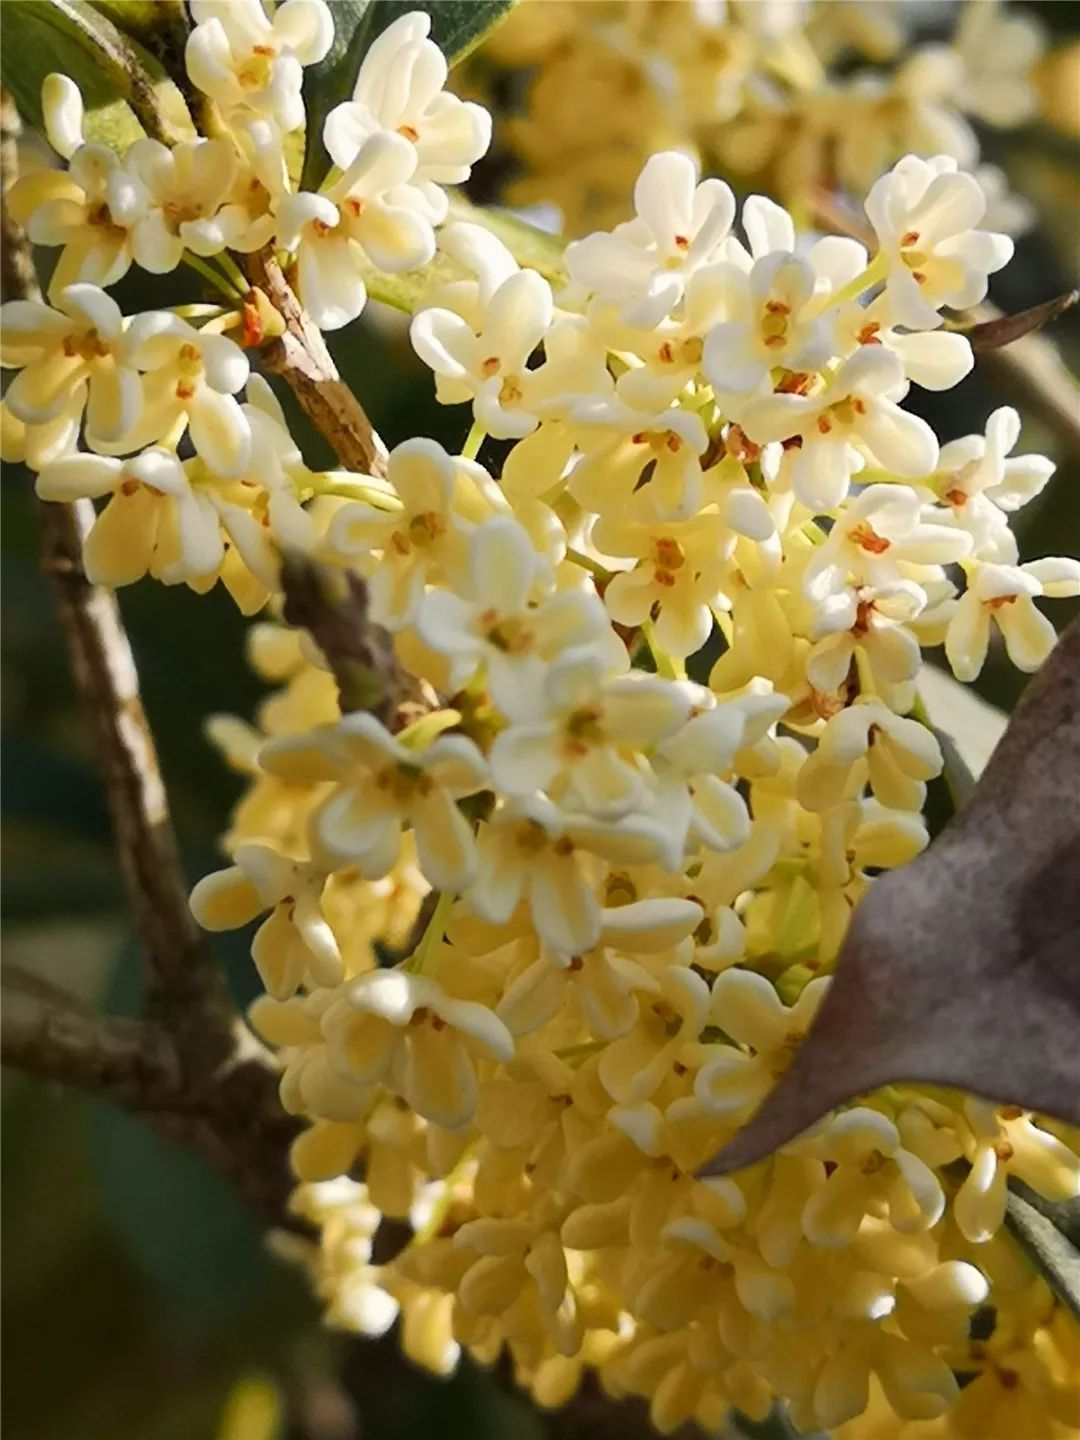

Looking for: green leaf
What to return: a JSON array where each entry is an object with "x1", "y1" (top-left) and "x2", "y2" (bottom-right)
[
  {"x1": 300, "y1": 0, "x2": 518, "y2": 191},
  {"x1": 0, "y1": 0, "x2": 191, "y2": 150},
  {"x1": 1006, "y1": 1186, "x2": 1080, "y2": 1320}
]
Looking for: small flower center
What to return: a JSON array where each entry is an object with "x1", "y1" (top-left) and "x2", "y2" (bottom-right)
[
  {"x1": 404, "y1": 512, "x2": 445, "y2": 549},
  {"x1": 849, "y1": 522, "x2": 891, "y2": 555},
  {"x1": 477, "y1": 608, "x2": 533, "y2": 654},
  {"x1": 564, "y1": 704, "x2": 604, "y2": 755}
]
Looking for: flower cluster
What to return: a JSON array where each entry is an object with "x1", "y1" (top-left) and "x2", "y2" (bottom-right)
[
  {"x1": 460, "y1": 0, "x2": 1048, "y2": 236},
  {"x1": 7, "y1": 7, "x2": 1079, "y2": 1437}
]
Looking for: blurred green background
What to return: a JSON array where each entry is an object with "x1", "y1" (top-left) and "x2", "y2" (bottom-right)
[{"x1": 2, "y1": 3, "x2": 1077, "y2": 1438}]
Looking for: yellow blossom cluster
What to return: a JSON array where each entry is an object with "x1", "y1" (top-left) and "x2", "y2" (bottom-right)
[
  {"x1": 4, "y1": 6, "x2": 1079, "y2": 1436},
  {"x1": 459, "y1": 0, "x2": 1048, "y2": 236}
]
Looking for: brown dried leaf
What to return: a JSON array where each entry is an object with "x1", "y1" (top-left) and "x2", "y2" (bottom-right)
[
  {"x1": 701, "y1": 621, "x2": 1080, "y2": 1176},
  {"x1": 966, "y1": 291, "x2": 1079, "y2": 350}
]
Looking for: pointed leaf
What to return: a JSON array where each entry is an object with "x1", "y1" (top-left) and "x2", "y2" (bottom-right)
[{"x1": 702, "y1": 620, "x2": 1080, "y2": 1176}]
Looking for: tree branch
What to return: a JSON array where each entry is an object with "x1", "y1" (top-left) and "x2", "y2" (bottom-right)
[
  {"x1": 1, "y1": 964, "x2": 182, "y2": 1109},
  {"x1": 2, "y1": 90, "x2": 301, "y2": 1232},
  {"x1": 244, "y1": 247, "x2": 390, "y2": 478}
]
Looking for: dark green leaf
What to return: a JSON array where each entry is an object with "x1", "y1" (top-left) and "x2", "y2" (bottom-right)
[
  {"x1": 702, "y1": 619, "x2": 1080, "y2": 1176},
  {"x1": 0, "y1": 0, "x2": 188, "y2": 149},
  {"x1": 300, "y1": 0, "x2": 518, "y2": 191},
  {"x1": 1005, "y1": 1186, "x2": 1080, "y2": 1320}
]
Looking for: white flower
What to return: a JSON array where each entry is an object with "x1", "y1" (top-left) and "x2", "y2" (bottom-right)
[
  {"x1": 802, "y1": 483, "x2": 970, "y2": 605},
  {"x1": 702, "y1": 252, "x2": 832, "y2": 399},
  {"x1": 695, "y1": 969, "x2": 830, "y2": 1119},
  {"x1": 739, "y1": 347, "x2": 940, "y2": 512},
  {"x1": 954, "y1": 1100, "x2": 1080, "y2": 1244},
  {"x1": 490, "y1": 646, "x2": 692, "y2": 820},
  {"x1": 652, "y1": 689, "x2": 787, "y2": 863},
  {"x1": 322, "y1": 969, "x2": 513, "y2": 1130},
  {"x1": 328, "y1": 438, "x2": 501, "y2": 629},
  {"x1": 935, "y1": 406, "x2": 1055, "y2": 557},
  {"x1": 35, "y1": 448, "x2": 223, "y2": 588},
  {"x1": 0, "y1": 284, "x2": 138, "y2": 449},
  {"x1": 122, "y1": 138, "x2": 273, "y2": 274},
  {"x1": 277, "y1": 133, "x2": 439, "y2": 331},
  {"x1": 190, "y1": 842, "x2": 342, "y2": 1000},
  {"x1": 41, "y1": 73, "x2": 84, "y2": 160},
  {"x1": 323, "y1": 12, "x2": 491, "y2": 207},
  {"x1": 800, "y1": 1107, "x2": 945, "y2": 1246},
  {"x1": 185, "y1": 0, "x2": 334, "y2": 132},
  {"x1": 418, "y1": 222, "x2": 520, "y2": 328},
  {"x1": 565, "y1": 151, "x2": 737, "y2": 327},
  {"x1": 120, "y1": 313, "x2": 251, "y2": 476},
  {"x1": 807, "y1": 582, "x2": 926, "y2": 698},
  {"x1": 417, "y1": 516, "x2": 607, "y2": 719},
  {"x1": 410, "y1": 268, "x2": 554, "y2": 439},
  {"x1": 260, "y1": 713, "x2": 489, "y2": 890},
  {"x1": 570, "y1": 399, "x2": 709, "y2": 520},
  {"x1": 468, "y1": 793, "x2": 670, "y2": 956},
  {"x1": 945, "y1": 557, "x2": 1080, "y2": 682},
  {"x1": 865, "y1": 154, "x2": 1013, "y2": 330},
  {"x1": 8, "y1": 142, "x2": 142, "y2": 294},
  {"x1": 797, "y1": 699, "x2": 943, "y2": 813}
]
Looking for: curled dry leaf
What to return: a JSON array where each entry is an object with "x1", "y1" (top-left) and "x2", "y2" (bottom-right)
[
  {"x1": 966, "y1": 290, "x2": 1079, "y2": 351},
  {"x1": 701, "y1": 619, "x2": 1080, "y2": 1176}
]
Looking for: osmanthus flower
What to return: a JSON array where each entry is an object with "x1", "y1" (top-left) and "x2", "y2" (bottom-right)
[
  {"x1": 7, "y1": 140, "x2": 142, "y2": 295},
  {"x1": 796, "y1": 698, "x2": 943, "y2": 813},
  {"x1": 290, "y1": 1178, "x2": 401, "y2": 1339},
  {"x1": 453, "y1": 1200, "x2": 584, "y2": 1358},
  {"x1": 597, "y1": 965, "x2": 711, "y2": 1107},
  {"x1": 118, "y1": 313, "x2": 252, "y2": 477},
  {"x1": 416, "y1": 516, "x2": 606, "y2": 720},
  {"x1": 650, "y1": 688, "x2": 788, "y2": 866},
  {"x1": 738, "y1": 347, "x2": 940, "y2": 513},
  {"x1": 701, "y1": 252, "x2": 833, "y2": 401},
  {"x1": 804, "y1": 1323, "x2": 960, "y2": 1430},
  {"x1": 416, "y1": 222, "x2": 520, "y2": 330},
  {"x1": 185, "y1": 0, "x2": 334, "y2": 133},
  {"x1": 260, "y1": 712, "x2": 488, "y2": 891},
  {"x1": 693, "y1": 969, "x2": 831, "y2": 1121},
  {"x1": 798, "y1": 1107, "x2": 946, "y2": 1248},
  {"x1": 277, "y1": 133, "x2": 439, "y2": 331},
  {"x1": 497, "y1": 898, "x2": 703, "y2": 1040},
  {"x1": 328, "y1": 438, "x2": 502, "y2": 629},
  {"x1": 564, "y1": 151, "x2": 737, "y2": 328},
  {"x1": 805, "y1": 580, "x2": 927, "y2": 700},
  {"x1": 592, "y1": 507, "x2": 735, "y2": 661},
  {"x1": 934, "y1": 405, "x2": 1056, "y2": 558},
  {"x1": 190, "y1": 841, "x2": 342, "y2": 1000},
  {"x1": 490, "y1": 645, "x2": 693, "y2": 820},
  {"x1": 687, "y1": 822, "x2": 782, "y2": 975},
  {"x1": 0, "y1": 283, "x2": 138, "y2": 451},
  {"x1": 953, "y1": 1101, "x2": 1080, "y2": 1244},
  {"x1": 35, "y1": 447, "x2": 223, "y2": 588},
  {"x1": 120, "y1": 138, "x2": 273, "y2": 274},
  {"x1": 569, "y1": 399, "x2": 710, "y2": 521},
  {"x1": 864, "y1": 153, "x2": 1013, "y2": 331},
  {"x1": 321, "y1": 968, "x2": 514, "y2": 1130},
  {"x1": 410, "y1": 267, "x2": 559, "y2": 440},
  {"x1": 801, "y1": 482, "x2": 970, "y2": 606},
  {"x1": 466, "y1": 793, "x2": 671, "y2": 955},
  {"x1": 945, "y1": 556, "x2": 1080, "y2": 682},
  {"x1": 323, "y1": 13, "x2": 491, "y2": 202}
]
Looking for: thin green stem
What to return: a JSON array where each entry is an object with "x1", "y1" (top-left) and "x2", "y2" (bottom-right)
[
  {"x1": 566, "y1": 547, "x2": 612, "y2": 583},
  {"x1": 461, "y1": 421, "x2": 486, "y2": 461},
  {"x1": 307, "y1": 475, "x2": 402, "y2": 511},
  {"x1": 216, "y1": 250, "x2": 249, "y2": 293},
  {"x1": 181, "y1": 252, "x2": 244, "y2": 302},
  {"x1": 405, "y1": 890, "x2": 456, "y2": 976}
]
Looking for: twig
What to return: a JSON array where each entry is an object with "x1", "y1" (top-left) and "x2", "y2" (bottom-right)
[
  {"x1": 2, "y1": 90, "x2": 302, "y2": 1231},
  {"x1": 1, "y1": 964, "x2": 182, "y2": 1110},
  {"x1": 244, "y1": 247, "x2": 390, "y2": 478}
]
